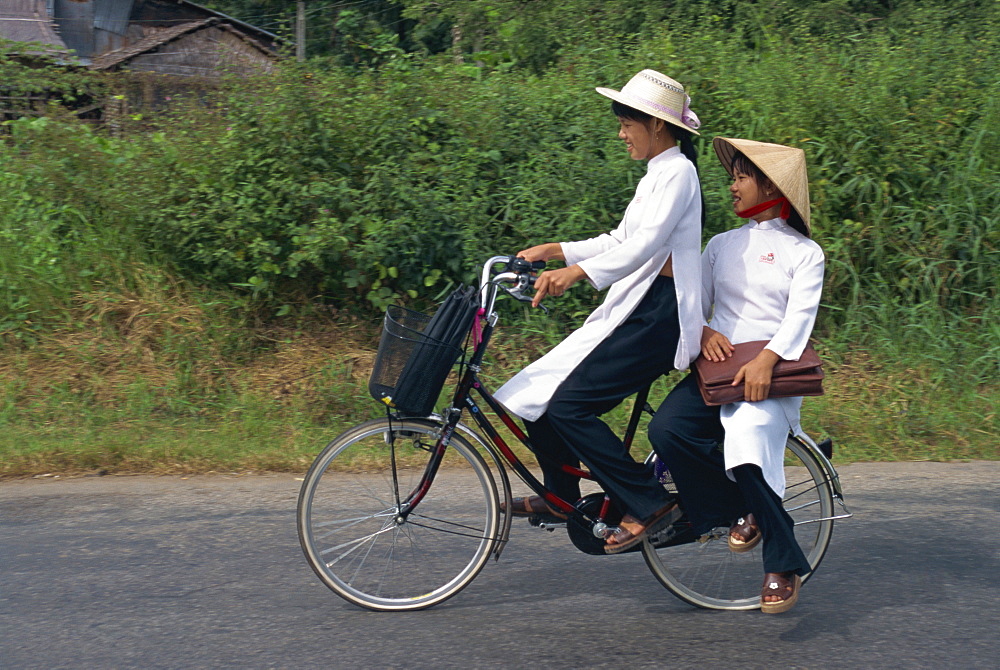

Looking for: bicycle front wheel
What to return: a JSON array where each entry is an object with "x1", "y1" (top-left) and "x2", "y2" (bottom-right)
[
  {"x1": 297, "y1": 417, "x2": 500, "y2": 611},
  {"x1": 642, "y1": 435, "x2": 835, "y2": 610}
]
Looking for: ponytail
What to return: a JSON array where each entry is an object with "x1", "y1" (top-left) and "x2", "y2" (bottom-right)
[
  {"x1": 611, "y1": 100, "x2": 706, "y2": 227},
  {"x1": 787, "y1": 212, "x2": 810, "y2": 238},
  {"x1": 670, "y1": 126, "x2": 707, "y2": 227}
]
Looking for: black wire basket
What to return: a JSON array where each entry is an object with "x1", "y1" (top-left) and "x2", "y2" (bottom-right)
[{"x1": 368, "y1": 305, "x2": 465, "y2": 417}]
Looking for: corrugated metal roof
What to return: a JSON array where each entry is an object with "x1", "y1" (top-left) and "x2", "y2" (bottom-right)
[
  {"x1": 53, "y1": 0, "x2": 94, "y2": 59},
  {"x1": 0, "y1": 0, "x2": 69, "y2": 54},
  {"x1": 93, "y1": 0, "x2": 133, "y2": 36}
]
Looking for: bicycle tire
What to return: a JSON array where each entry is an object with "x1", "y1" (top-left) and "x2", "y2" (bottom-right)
[
  {"x1": 297, "y1": 417, "x2": 500, "y2": 611},
  {"x1": 642, "y1": 435, "x2": 835, "y2": 610}
]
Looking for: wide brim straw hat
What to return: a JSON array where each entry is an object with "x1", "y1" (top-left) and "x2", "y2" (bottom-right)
[
  {"x1": 596, "y1": 69, "x2": 701, "y2": 135},
  {"x1": 713, "y1": 137, "x2": 811, "y2": 231}
]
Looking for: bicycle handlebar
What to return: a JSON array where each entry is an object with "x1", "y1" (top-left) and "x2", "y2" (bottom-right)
[
  {"x1": 507, "y1": 257, "x2": 547, "y2": 274},
  {"x1": 479, "y1": 255, "x2": 548, "y2": 313}
]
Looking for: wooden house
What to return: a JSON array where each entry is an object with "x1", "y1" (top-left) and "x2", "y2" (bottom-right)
[
  {"x1": 1, "y1": 0, "x2": 281, "y2": 127},
  {"x1": 1, "y1": 0, "x2": 279, "y2": 76}
]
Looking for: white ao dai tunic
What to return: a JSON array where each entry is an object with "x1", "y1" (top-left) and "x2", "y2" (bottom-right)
[
  {"x1": 703, "y1": 218, "x2": 825, "y2": 496},
  {"x1": 495, "y1": 147, "x2": 703, "y2": 422}
]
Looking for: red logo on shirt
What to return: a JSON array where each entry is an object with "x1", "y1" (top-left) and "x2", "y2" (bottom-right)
[{"x1": 759, "y1": 252, "x2": 775, "y2": 264}]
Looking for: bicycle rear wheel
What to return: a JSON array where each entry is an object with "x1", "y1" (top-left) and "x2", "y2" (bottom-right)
[
  {"x1": 297, "y1": 417, "x2": 500, "y2": 611},
  {"x1": 642, "y1": 436, "x2": 835, "y2": 610}
]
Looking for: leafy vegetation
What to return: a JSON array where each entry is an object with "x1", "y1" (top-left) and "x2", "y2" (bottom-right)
[{"x1": 0, "y1": 0, "x2": 996, "y2": 475}]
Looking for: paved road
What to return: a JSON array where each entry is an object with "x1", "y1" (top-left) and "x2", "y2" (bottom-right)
[{"x1": 2, "y1": 461, "x2": 998, "y2": 669}]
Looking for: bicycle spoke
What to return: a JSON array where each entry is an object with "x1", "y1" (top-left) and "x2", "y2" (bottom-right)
[
  {"x1": 642, "y1": 436, "x2": 836, "y2": 610},
  {"x1": 313, "y1": 508, "x2": 396, "y2": 531},
  {"x1": 322, "y1": 520, "x2": 398, "y2": 566},
  {"x1": 408, "y1": 513, "x2": 493, "y2": 534},
  {"x1": 298, "y1": 419, "x2": 498, "y2": 611}
]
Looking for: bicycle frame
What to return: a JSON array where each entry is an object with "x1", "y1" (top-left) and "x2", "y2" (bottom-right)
[
  {"x1": 389, "y1": 257, "x2": 624, "y2": 544},
  {"x1": 390, "y1": 255, "x2": 850, "y2": 556}
]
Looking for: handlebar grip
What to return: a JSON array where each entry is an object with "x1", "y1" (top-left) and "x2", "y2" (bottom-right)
[{"x1": 508, "y1": 257, "x2": 547, "y2": 273}]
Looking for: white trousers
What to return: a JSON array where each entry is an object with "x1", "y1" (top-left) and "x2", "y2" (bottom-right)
[{"x1": 720, "y1": 396, "x2": 803, "y2": 498}]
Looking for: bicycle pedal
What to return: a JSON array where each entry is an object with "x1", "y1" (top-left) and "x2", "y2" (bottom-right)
[
  {"x1": 646, "y1": 508, "x2": 692, "y2": 548},
  {"x1": 528, "y1": 515, "x2": 567, "y2": 531},
  {"x1": 647, "y1": 505, "x2": 684, "y2": 533},
  {"x1": 647, "y1": 524, "x2": 678, "y2": 545}
]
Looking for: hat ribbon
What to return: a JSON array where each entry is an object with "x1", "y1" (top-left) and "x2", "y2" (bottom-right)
[
  {"x1": 737, "y1": 197, "x2": 791, "y2": 220},
  {"x1": 681, "y1": 95, "x2": 700, "y2": 130},
  {"x1": 626, "y1": 92, "x2": 701, "y2": 131}
]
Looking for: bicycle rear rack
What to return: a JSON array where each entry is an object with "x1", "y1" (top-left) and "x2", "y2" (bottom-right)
[{"x1": 793, "y1": 432, "x2": 854, "y2": 523}]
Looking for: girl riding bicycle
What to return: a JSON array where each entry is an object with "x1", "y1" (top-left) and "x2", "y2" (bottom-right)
[{"x1": 494, "y1": 69, "x2": 705, "y2": 553}]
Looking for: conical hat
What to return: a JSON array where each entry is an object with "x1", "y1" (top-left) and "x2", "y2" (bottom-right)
[{"x1": 713, "y1": 137, "x2": 810, "y2": 231}]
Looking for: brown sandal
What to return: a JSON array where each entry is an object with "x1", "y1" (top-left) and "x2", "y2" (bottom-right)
[
  {"x1": 604, "y1": 502, "x2": 681, "y2": 555},
  {"x1": 760, "y1": 572, "x2": 801, "y2": 614},
  {"x1": 728, "y1": 514, "x2": 761, "y2": 553},
  {"x1": 501, "y1": 496, "x2": 567, "y2": 520}
]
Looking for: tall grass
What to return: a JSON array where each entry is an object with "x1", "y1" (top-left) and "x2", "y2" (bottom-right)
[{"x1": 1, "y1": 315, "x2": 994, "y2": 477}]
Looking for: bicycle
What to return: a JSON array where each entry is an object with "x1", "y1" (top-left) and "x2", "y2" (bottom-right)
[{"x1": 297, "y1": 255, "x2": 853, "y2": 612}]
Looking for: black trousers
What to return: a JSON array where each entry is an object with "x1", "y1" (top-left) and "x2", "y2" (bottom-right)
[
  {"x1": 524, "y1": 275, "x2": 678, "y2": 520},
  {"x1": 647, "y1": 373, "x2": 811, "y2": 576}
]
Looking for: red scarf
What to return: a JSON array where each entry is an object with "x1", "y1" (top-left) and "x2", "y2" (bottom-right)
[{"x1": 737, "y1": 197, "x2": 791, "y2": 220}]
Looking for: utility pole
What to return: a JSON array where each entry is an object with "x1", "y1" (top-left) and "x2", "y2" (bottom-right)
[{"x1": 296, "y1": 1, "x2": 306, "y2": 62}]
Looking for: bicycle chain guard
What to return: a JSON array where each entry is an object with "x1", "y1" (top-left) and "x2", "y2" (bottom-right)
[{"x1": 566, "y1": 493, "x2": 630, "y2": 556}]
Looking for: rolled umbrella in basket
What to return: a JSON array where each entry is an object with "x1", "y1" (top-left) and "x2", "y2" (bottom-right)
[{"x1": 380, "y1": 285, "x2": 479, "y2": 416}]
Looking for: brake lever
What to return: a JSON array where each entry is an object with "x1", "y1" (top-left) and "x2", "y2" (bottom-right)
[
  {"x1": 504, "y1": 285, "x2": 549, "y2": 315},
  {"x1": 497, "y1": 259, "x2": 551, "y2": 315}
]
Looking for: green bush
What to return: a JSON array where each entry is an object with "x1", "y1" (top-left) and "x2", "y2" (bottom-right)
[{"x1": 1, "y1": 1, "x2": 997, "y2": 375}]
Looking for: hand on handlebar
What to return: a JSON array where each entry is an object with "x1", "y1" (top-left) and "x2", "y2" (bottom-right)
[
  {"x1": 531, "y1": 265, "x2": 587, "y2": 308},
  {"x1": 517, "y1": 243, "x2": 565, "y2": 263}
]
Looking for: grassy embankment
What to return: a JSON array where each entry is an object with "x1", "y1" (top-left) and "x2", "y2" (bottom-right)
[{"x1": 1, "y1": 300, "x2": 995, "y2": 478}]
